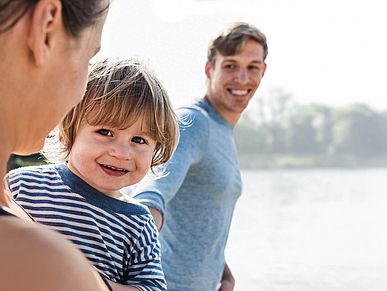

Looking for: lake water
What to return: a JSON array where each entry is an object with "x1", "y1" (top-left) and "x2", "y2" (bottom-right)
[{"x1": 226, "y1": 169, "x2": 387, "y2": 291}]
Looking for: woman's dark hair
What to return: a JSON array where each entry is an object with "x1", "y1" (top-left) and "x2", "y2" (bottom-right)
[
  {"x1": 61, "y1": 0, "x2": 109, "y2": 37},
  {"x1": 0, "y1": 0, "x2": 109, "y2": 36}
]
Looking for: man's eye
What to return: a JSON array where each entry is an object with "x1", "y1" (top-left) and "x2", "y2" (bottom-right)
[
  {"x1": 132, "y1": 136, "x2": 146, "y2": 144},
  {"x1": 225, "y1": 64, "x2": 236, "y2": 70},
  {"x1": 249, "y1": 66, "x2": 261, "y2": 72},
  {"x1": 97, "y1": 129, "x2": 113, "y2": 136}
]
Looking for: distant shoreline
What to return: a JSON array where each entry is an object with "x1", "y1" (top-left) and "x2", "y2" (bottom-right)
[{"x1": 238, "y1": 154, "x2": 387, "y2": 170}]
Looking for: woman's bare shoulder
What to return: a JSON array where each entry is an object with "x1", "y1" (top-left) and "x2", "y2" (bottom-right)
[{"x1": 0, "y1": 217, "x2": 108, "y2": 291}]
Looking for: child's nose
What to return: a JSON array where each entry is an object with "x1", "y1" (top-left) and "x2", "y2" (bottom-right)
[{"x1": 109, "y1": 141, "x2": 132, "y2": 160}]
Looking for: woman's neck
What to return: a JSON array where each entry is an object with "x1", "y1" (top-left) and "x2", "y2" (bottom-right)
[
  {"x1": 0, "y1": 129, "x2": 14, "y2": 207},
  {"x1": 0, "y1": 163, "x2": 9, "y2": 208}
]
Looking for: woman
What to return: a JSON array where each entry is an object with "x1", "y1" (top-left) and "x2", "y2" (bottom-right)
[{"x1": 0, "y1": 0, "x2": 111, "y2": 290}]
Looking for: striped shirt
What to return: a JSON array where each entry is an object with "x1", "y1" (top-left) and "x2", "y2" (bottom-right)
[{"x1": 7, "y1": 164, "x2": 166, "y2": 291}]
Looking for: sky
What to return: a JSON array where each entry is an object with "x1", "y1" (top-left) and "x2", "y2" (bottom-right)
[{"x1": 97, "y1": 0, "x2": 387, "y2": 111}]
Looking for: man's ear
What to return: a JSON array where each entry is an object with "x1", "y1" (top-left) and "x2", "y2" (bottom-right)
[
  {"x1": 27, "y1": 0, "x2": 62, "y2": 67},
  {"x1": 205, "y1": 62, "x2": 212, "y2": 79},
  {"x1": 261, "y1": 63, "x2": 267, "y2": 78}
]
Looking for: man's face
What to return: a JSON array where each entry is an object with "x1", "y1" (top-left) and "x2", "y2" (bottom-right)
[{"x1": 205, "y1": 38, "x2": 266, "y2": 125}]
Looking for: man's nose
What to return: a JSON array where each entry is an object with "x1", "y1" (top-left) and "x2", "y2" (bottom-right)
[{"x1": 234, "y1": 68, "x2": 248, "y2": 84}]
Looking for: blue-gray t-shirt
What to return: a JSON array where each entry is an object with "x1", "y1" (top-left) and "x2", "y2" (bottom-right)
[{"x1": 133, "y1": 98, "x2": 242, "y2": 291}]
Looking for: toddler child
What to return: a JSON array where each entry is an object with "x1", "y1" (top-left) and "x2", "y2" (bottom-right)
[{"x1": 7, "y1": 58, "x2": 178, "y2": 291}]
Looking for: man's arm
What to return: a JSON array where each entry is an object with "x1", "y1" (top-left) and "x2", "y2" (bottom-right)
[
  {"x1": 108, "y1": 281, "x2": 141, "y2": 291},
  {"x1": 149, "y1": 206, "x2": 163, "y2": 230},
  {"x1": 133, "y1": 107, "x2": 210, "y2": 222},
  {"x1": 218, "y1": 263, "x2": 235, "y2": 291}
]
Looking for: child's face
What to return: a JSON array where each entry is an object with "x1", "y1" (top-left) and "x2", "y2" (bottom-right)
[{"x1": 66, "y1": 118, "x2": 157, "y2": 197}]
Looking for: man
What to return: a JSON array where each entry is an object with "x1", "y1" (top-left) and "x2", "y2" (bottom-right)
[{"x1": 133, "y1": 22, "x2": 268, "y2": 291}]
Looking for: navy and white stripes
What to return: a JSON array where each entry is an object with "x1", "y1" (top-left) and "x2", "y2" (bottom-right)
[{"x1": 7, "y1": 164, "x2": 166, "y2": 290}]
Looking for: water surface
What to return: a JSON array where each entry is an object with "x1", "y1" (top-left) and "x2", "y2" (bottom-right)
[{"x1": 227, "y1": 169, "x2": 387, "y2": 290}]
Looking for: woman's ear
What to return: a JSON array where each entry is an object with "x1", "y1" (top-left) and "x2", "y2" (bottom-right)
[{"x1": 27, "y1": 0, "x2": 63, "y2": 67}]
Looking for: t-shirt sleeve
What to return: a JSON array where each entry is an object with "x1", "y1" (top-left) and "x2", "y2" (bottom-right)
[
  {"x1": 132, "y1": 107, "x2": 210, "y2": 213},
  {"x1": 124, "y1": 214, "x2": 167, "y2": 290},
  {"x1": 6, "y1": 169, "x2": 26, "y2": 198}
]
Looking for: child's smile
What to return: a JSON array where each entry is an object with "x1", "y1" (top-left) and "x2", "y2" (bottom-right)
[
  {"x1": 99, "y1": 163, "x2": 129, "y2": 176},
  {"x1": 67, "y1": 118, "x2": 157, "y2": 197}
]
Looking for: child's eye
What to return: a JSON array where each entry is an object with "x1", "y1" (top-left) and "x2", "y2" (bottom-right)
[
  {"x1": 132, "y1": 136, "x2": 146, "y2": 144},
  {"x1": 97, "y1": 129, "x2": 113, "y2": 136}
]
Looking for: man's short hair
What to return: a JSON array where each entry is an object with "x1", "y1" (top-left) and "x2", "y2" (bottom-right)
[{"x1": 207, "y1": 22, "x2": 268, "y2": 66}]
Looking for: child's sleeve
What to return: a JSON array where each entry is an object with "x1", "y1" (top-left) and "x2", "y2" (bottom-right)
[
  {"x1": 124, "y1": 214, "x2": 167, "y2": 291},
  {"x1": 5, "y1": 171, "x2": 22, "y2": 198}
]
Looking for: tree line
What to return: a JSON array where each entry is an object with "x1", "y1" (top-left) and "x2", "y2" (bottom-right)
[{"x1": 235, "y1": 91, "x2": 387, "y2": 168}]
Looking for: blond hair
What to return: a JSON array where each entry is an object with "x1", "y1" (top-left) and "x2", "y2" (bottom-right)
[{"x1": 57, "y1": 58, "x2": 178, "y2": 170}]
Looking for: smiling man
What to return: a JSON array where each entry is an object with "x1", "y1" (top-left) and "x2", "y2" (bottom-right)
[{"x1": 133, "y1": 22, "x2": 268, "y2": 291}]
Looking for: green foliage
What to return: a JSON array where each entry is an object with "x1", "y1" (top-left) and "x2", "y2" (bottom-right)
[
  {"x1": 7, "y1": 153, "x2": 46, "y2": 172},
  {"x1": 331, "y1": 104, "x2": 387, "y2": 157},
  {"x1": 235, "y1": 94, "x2": 387, "y2": 168}
]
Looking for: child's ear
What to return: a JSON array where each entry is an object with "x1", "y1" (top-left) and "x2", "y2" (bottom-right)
[
  {"x1": 27, "y1": 0, "x2": 63, "y2": 67},
  {"x1": 205, "y1": 62, "x2": 212, "y2": 79}
]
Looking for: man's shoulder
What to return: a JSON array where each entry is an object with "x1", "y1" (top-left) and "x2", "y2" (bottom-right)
[
  {"x1": 178, "y1": 98, "x2": 210, "y2": 118},
  {"x1": 177, "y1": 99, "x2": 211, "y2": 134}
]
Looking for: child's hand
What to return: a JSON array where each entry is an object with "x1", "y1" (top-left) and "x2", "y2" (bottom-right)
[{"x1": 108, "y1": 280, "x2": 141, "y2": 291}]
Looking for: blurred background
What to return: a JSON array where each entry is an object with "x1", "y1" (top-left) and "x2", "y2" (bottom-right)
[{"x1": 10, "y1": 0, "x2": 387, "y2": 290}]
